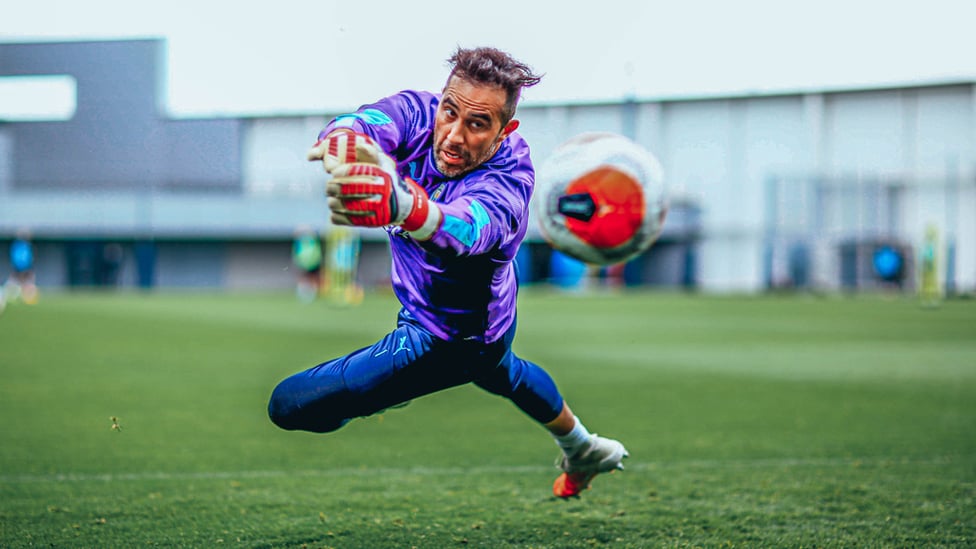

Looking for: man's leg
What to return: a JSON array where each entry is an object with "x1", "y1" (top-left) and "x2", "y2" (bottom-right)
[
  {"x1": 547, "y1": 401, "x2": 629, "y2": 498},
  {"x1": 268, "y1": 311, "x2": 495, "y2": 433},
  {"x1": 543, "y1": 402, "x2": 576, "y2": 435},
  {"x1": 474, "y1": 337, "x2": 628, "y2": 497}
]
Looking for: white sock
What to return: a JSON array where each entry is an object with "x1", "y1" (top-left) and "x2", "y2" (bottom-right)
[{"x1": 553, "y1": 416, "x2": 592, "y2": 456}]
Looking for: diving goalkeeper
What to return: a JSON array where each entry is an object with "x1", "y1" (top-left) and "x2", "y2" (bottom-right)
[{"x1": 268, "y1": 46, "x2": 628, "y2": 498}]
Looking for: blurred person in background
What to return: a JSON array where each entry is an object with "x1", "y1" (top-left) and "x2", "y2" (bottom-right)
[
  {"x1": 324, "y1": 226, "x2": 363, "y2": 305},
  {"x1": 292, "y1": 226, "x2": 324, "y2": 303},
  {"x1": 5, "y1": 228, "x2": 39, "y2": 305}
]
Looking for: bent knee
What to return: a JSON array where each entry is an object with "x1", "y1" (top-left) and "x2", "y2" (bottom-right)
[
  {"x1": 267, "y1": 387, "x2": 300, "y2": 431},
  {"x1": 267, "y1": 381, "x2": 349, "y2": 433}
]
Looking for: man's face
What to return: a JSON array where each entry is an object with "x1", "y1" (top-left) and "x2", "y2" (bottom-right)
[{"x1": 433, "y1": 76, "x2": 518, "y2": 178}]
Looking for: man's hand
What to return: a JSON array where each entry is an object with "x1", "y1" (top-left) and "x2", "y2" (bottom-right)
[
  {"x1": 309, "y1": 129, "x2": 441, "y2": 238},
  {"x1": 307, "y1": 128, "x2": 381, "y2": 172}
]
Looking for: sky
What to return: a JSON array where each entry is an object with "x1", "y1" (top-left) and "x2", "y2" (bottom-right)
[{"x1": 2, "y1": 0, "x2": 975, "y2": 118}]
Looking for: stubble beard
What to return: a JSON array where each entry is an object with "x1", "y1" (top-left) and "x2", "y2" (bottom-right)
[{"x1": 435, "y1": 141, "x2": 498, "y2": 179}]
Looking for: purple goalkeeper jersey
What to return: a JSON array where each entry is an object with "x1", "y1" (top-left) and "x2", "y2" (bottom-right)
[{"x1": 322, "y1": 90, "x2": 534, "y2": 343}]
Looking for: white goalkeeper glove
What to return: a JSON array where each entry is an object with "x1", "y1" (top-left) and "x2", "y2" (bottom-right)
[{"x1": 307, "y1": 129, "x2": 441, "y2": 239}]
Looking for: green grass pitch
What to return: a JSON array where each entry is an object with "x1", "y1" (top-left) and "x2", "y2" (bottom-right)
[{"x1": 0, "y1": 290, "x2": 973, "y2": 547}]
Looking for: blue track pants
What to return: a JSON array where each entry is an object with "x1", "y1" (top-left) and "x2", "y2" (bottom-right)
[{"x1": 268, "y1": 309, "x2": 564, "y2": 433}]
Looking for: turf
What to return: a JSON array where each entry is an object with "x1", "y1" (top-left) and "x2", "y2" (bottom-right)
[{"x1": 0, "y1": 290, "x2": 973, "y2": 547}]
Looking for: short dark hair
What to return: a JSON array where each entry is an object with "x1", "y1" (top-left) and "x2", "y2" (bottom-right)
[{"x1": 445, "y1": 47, "x2": 543, "y2": 124}]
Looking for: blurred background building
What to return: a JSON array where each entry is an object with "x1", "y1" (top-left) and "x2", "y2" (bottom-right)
[{"x1": 1, "y1": 39, "x2": 973, "y2": 294}]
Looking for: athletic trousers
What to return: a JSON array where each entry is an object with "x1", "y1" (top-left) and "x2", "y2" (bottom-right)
[{"x1": 268, "y1": 309, "x2": 564, "y2": 433}]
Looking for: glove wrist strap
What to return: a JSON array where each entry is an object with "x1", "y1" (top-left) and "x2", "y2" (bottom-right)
[{"x1": 400, "y1": 180, "x2": 442, "y2": 240}]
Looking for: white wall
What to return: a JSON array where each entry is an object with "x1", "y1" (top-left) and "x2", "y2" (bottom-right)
[{"x1": 242, "y1": 116, "x2": 329, "y2": 195}]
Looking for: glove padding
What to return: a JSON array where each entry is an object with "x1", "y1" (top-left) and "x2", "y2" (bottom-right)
[
  {"x1": 308, "y1": 129, "x2": 441, "y2": 238},
  {"x1": 307, "y1": 128, "x2": 378, "y2": 173}
]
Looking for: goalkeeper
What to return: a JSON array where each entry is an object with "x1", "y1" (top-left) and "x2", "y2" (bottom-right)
[{"x1": 268, "y1": 47, "x2": 627, "y2": 497}]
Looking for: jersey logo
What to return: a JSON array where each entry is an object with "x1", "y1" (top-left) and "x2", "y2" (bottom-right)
[
  {"x1": 429, "y1": 182, "x2": 447, "y2": 202},
  {"x1": 393, "y1": 336, "x2": 411, "y2": 355},
  {"x1": 375, "y1": 335, "x2": 412, "y2": 357}
]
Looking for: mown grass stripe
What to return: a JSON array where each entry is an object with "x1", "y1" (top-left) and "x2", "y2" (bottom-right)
[{"x1": 2, "y1": 455, "x2": 967, "y2": 484}]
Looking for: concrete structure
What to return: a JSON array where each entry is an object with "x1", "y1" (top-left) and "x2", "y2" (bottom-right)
[{"x1": 2, "y1": 39, "x2": 974, "y2": 294}]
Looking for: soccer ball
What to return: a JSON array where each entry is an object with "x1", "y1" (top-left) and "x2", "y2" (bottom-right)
[{"x1": 533, "y1": 132, "x2": 668, "y2": 266}]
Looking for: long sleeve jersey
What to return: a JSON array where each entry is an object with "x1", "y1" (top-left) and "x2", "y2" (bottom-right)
[{"x1": 322, "y1": 90, "x2": 535, "y2": 343}]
